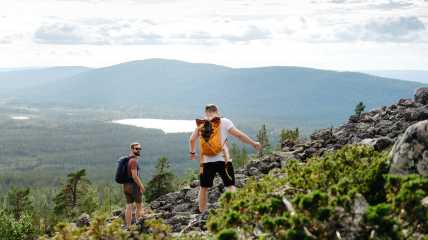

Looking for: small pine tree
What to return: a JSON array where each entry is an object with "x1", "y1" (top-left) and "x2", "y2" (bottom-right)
[
  {"x1": 53, "y1": 169, "x2": 92, "y2": 218},
  {"x1": 177, "y1": 168, "x2": 199, "y2": 188},
  {"x1": 280, "y1": 128, "x2": 299, "y2": 143},
  {"x1": 230, "y1": 143, "x2": 250, "y2": 168},
  {"x1": 7, "y1": 187, "x2": 33, "y2": 220},
  {"x1": 355, "y1": 101, "x2": 366, "y2": 116},
  {"x1": 145, "y1": 157, "x2": 176, "y2": 202},
  {"x1": 256, "y1": 124, "x2": 270, "y2": 157},
  {"x1": 230, "y1": 143, "x2": 242, "y2": 166},
  {"x1": 240, "y1": 147, "x2": 249, "y2": 167}
]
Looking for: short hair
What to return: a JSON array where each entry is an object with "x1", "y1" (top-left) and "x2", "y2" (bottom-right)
[
  {"x1": 130, "y1": 142, "x2": 140, "y2": 150},
  {"x1": 205, "y1": 104, "x2": 219, "y2": 113}
]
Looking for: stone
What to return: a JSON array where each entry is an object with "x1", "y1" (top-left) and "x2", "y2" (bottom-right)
[
  {"x1": 389, "y1": 120, "x2": 428, "y2": 176},
  {"x1": 311, "y1": 128, "x2": 335, "y2": 142},
  {"x1": 421, "y1": 196, "x2": 428, "y2": 208},
  {"x1": 352, "y1": 193, "x2": 368, "y2": 218},
  {"x1": 259, "y1": 161, "x2": 273, "y2": 174},
  {"x1": 348, "y1": 114, "x2": 360, "y2": 123},
  {"x1": 208, "y1": 189, "x2": 222, "y2": 203},
  {"x1": 166, "y1": 214, "x2": 191, "y2": 226},
  {"x1": 185, "y1": 187, "x2": 200, "y2": 202},
  {"x1": 190, "y1": 180, "x2": 199, "y2": 188},
  {"x1": 272, "y1": 151, "x2": 295, "y2": 167},
  {"x1": 404, "y1": 108, "x2": 428, "y2": 121},
  {"x1": 235, "y1": 174, "x2": 248, "y2": 187},
  {"x1": 112, "y1": 209, "x2": 122, "y2": 217},
  {"x1": 150, "y1": 200, "x2": 163, "y2": 209},
  {"x1": 398, "y1": 98, "x2": 416, "y2": 107},
  {"x1": 247, "y1": 166, "x2": 260, "y2": 176},
  {"x1": 415, "y1": 87, "x2": 428, "y2": 105},
  {"x1": 281, "y1": 139, "x2": 296, "y2": 149},
  {"x1": 173, "y1": 203, "x2": 192, "y2": 213},
  {"x1": 360, "y1": 137, "x2": 393, "y2": 151},
  {"x1": 75, "y1": 213, "x2": 90, "y2": 227},
  {"x1": 417, "y1": 151, "x2": 428, "y2": 176}
]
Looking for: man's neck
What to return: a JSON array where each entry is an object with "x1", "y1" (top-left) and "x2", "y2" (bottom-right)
[{"x1": 207, "y1": 115, "x2": 220, "y2": 120}]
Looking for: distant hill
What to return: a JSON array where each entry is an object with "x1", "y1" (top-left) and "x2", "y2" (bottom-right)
[
  {"x1": 0, "y1": 66, "x2": 91, "y2": 92},
  {"x1": 363, "y1": 70, "x2": 428, "y2": 84},
  {"x1": 3, "y1": 59, "x2": 427, "y2": 128}
]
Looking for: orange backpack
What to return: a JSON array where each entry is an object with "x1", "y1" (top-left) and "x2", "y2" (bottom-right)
[
  {"x1": 195, "y1": 117, "x2": 232, "y2": 179},
  {"x1": 196, "y1": 117, "x2": 223, "y2": 156}
]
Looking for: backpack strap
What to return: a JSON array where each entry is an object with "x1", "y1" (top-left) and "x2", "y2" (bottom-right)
[{"x1": 223, "y1": 138, "x2": 233, "y2": 180}]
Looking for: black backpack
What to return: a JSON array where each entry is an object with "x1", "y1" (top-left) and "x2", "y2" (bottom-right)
[{"x1": 115, "y1": 156, "x2": 133, "y2": 184}]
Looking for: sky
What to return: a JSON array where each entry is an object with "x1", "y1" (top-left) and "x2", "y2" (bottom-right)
[{"x1": 0, "y1": 0, "x2": 427, "y2": 70}]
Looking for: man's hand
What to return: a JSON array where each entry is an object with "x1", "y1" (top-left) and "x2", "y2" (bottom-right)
[
  {"x1": 252, "y1": 141, "x2": 262, "y2": 150},
  {"x1": 139, "y1": 185, "x2": 145, "y2": 193},
  {"x1": 189, "y1": 152, "x2": 196, "y2": 160}
]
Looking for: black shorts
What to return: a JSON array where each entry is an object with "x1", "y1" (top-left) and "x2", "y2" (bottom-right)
[{"x1": 200, "y1": 161, "x2": 235, "y2": 188}]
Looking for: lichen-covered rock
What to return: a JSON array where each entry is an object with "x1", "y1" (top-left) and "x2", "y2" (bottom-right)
[
  {"x1": 415, "y1": 87, "x2": 428, "y2": 105},
  {"x1": 398, "y1": 98, "x2": 416, "y2": 107},
  {"x1": 389, "y1": 120, "x2": 428, "y2": 176}
]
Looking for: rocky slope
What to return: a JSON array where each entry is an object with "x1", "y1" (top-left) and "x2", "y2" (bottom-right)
[{"x1": 141, "y1": 88, "x2": 428, "y2": 235}]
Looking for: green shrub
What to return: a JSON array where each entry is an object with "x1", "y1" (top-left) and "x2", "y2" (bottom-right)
[
  {"x1": 385, "y1": 174, "x2": 428, "y2": 233},
  {"x1": 216, "y1": 228, "x2": 238, "y2": 240},
  {"x1": 363, "y1": 203, "x2": 401, "y2": 240},
  {"x1": 0, "y1": 210, "x2": 35, "y2": 240},
  {"x1": 207, "y1": 145, "x2": 404, "y2": 239}
]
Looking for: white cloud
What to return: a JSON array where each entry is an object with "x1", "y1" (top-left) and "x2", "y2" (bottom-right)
[
  {"x1": 305, "y1": 16, "x2": 428, "y2": 43},
  {"x1": 0, "y1": 0, "x2": 426, "y2": 69},
  {"x1": 33, "y1": 19, "x2": 163, "y2": 45}
]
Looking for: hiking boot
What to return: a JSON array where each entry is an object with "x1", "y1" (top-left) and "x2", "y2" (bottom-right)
[
  {"x1": 121, "y1": 224, "x2": 129, "y2": 231},
  {"x1": 189, "y1": 210, "x2": 208, "y2": 226}
]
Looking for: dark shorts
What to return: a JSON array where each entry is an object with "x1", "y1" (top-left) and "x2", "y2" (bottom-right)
[
  {"x1": 200, "y1": 161, "x2": 235, "y2": 188},
  {"x1": 123, "y1": 182, "x2": 142, "y2": 204}
]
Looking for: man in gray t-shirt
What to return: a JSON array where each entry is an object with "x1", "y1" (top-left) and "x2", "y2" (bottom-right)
[{"x1": 189, "y1": 104, "x2": 261, "y2": 213}]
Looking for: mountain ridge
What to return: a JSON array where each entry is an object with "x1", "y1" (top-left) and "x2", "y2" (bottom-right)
[{"x1": 2, "y1": 59, "x2": 427, "y2": 129}]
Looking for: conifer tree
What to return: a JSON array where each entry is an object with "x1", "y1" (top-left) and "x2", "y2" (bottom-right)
[
  {"x1": 230, "y1": 143, "x2": 241, "y2": 166},
  {"x1": 7, "y1": 187, "x2": 32, "y2": 220},
  {"x1": 355, "y1": 101, "x2": 366, "y2": 116},
  {"x1": 240, "y1": 147, "x2": 249, "y2": 167},
  {"x1": 145, "y1": 157, "x2": 176, "y2": 202},
  {"x1": 256, "y1": 124, "x2": 270, "y2": 157},
  {"x1": 53, "y1": 169, "x2": 93, "y2": 217},
  {"x1": 280, "y1": 128, "x2": 300, "y2": 143}
]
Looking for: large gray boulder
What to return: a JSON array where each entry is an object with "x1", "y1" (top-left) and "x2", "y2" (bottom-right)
[
  {"x1": 415, "y1": 87, "x2": 428, "y2": 105},
  {"x1": 389, "y1": 120, "x2": 428, "y2": 176}
]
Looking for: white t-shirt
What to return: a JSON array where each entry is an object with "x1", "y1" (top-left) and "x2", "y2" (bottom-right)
[{"x1": 201, "y1": 117, "x2": 235, "y2": 163}]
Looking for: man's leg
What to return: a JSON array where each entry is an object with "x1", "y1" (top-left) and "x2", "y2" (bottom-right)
[
  {"x1": 136, "y1": 202, "x2": 143, "y2": 220},
  {"x1": 198, "y1": 162, "x2": 214, "y2": 213},
  {"x1": 220, "y1": 161, "x2": 236, "y2": 193},
  {"x1": 198, "y1": 186, "x2": 209, "y2": 212},
  {"x1": 125, "y1": 203, "x2": 132, "y2": 227},
  {"x1": 134, "y1": 183, "x2": 143, "y2": 221}
]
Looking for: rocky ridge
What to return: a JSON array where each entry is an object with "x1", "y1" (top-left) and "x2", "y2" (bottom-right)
[{"x1": 139, "y1": 87, "x2": 428, "y2": 235}]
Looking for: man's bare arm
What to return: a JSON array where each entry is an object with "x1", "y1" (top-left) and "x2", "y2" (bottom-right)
[
  {"x1": 131, "y1": 169, "x2": 145, "y2": 192},
  {"x1": 228, "y1": 127, "x2": 261, "y2": 150},
  {"x1": 189, "y1": 128, "x2": 198, "y2": 160}
]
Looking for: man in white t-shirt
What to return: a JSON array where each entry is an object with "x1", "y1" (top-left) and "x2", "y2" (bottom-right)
[{"x1": 189, "y1": 104, "x2": 261, "y2": 213}]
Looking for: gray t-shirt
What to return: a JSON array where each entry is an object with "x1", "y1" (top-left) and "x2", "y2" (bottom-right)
[{"x1": 202, "y1": 117, "x2": 235, "y2": 163}]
